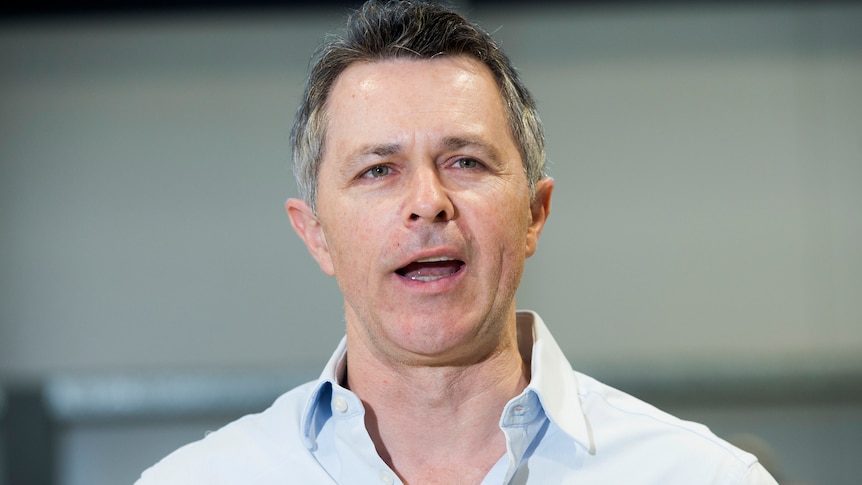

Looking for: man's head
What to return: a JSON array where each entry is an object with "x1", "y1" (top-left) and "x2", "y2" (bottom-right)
[
  {"x1": 286, "y1": 0, "x2": 553, "y2": 366},
  {"x1": 291, "y1": 0, "x2": 546, "y2": 212}
]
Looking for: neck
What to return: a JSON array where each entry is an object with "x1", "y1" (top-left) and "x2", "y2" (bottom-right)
[{"x1": 344, "y1": 314, "x2": 531, "y2": 484}]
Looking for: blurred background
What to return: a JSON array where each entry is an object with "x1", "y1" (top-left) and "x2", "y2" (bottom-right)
[{"x1": 1, "y1": 1, "x2": 860, "y2": 484}]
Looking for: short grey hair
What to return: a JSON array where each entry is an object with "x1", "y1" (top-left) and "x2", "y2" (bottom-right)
[{"x1": 291, "y1": 0, "x2": 546, "y2": 211}]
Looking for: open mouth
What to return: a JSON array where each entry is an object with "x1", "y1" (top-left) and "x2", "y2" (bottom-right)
[{"x1": 396, "y1": 257, "x2": 465, "y2": 282}]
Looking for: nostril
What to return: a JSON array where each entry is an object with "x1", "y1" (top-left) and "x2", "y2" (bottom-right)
[{"x1": 409, "y1": 210, "x2": 448, "y2": 222}]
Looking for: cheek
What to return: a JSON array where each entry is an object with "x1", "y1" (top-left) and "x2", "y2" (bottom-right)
[
  {"x1": 323, "y1": 202, "x2": 390, "y2": 270},
  {"x1": 499, "y1": 198, "x2": 532, "y2": 240},
  {"x1": 472, "y1": 206, "x2": 530, "y2": 272}
]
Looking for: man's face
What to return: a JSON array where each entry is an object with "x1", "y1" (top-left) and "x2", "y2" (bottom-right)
[{"x1": 288, "y1": 56, "x2": 552, "y2": 366}]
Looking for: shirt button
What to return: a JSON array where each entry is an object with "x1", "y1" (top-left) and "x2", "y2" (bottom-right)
[
  {"x1": 380, "y1": 471, "x2": 394, "y2": 484},
  {"x1": 332, "y1": 397, "x2": 348, "y2": 413}
]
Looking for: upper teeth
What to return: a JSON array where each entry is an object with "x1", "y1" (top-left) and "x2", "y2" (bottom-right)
[{"x1": 415, "y1": 256, "x2": 452, "y2": 263}]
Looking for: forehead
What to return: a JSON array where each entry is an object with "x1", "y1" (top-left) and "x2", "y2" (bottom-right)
[
  {"x1": 321, "y1": 56, "x2": 514, "y2": 160},
  {"x1": 331, "y1": 54, "x2": 498, "y2": 94}
]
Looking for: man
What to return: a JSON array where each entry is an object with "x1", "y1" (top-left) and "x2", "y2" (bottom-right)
[{"x1": 138, "y1": 1, "x2": 777, "y2": 483}]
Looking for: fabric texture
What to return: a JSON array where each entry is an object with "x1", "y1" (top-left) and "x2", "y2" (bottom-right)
[{"x1": 137, "y1": 311, "x2": 777, "y2": 485}]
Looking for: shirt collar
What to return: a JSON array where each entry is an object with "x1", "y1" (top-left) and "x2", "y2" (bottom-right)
[
  {"x1": 301, "y1": 335, "x2": 347, "y2": 450},
  {"x1": 300, "y1": 312, "x2": 595, "y2": 454},
  {"x1": 520, "y1": 310, "x2": 596, "y2": 454}
]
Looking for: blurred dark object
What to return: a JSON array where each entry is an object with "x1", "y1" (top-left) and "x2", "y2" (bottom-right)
[
  {"x1": 1, "y1": 385, "x2": 56, "y2": 485},
  {"x1": 2, "y1": 0, "x2": 854, "y2": 22}
]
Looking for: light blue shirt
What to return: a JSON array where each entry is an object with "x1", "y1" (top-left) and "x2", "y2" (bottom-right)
[{"x1": 137, "y1": 311, "x2": 777, "y2": 484}]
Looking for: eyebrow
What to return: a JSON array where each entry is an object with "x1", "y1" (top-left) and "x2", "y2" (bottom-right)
[
  {"x1": 340, "y1": 143, "x2": 402, "y2": 178},
  {"x1": 442, "y1": 136, "x2": 504, "y2": 166},
  {"x1": 353, "y1": 143, "x2": 402, "y2": 160}
]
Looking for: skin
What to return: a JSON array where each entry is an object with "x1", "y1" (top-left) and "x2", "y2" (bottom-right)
[{"x1": 287, "y1": 55, "x2": 553, "y2": 484}]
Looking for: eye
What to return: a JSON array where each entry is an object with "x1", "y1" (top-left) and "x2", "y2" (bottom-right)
[
  {"x1": 454, "y1": 157, "x2": 481, "y2": 169},
  {"x1": 363, "y1": 165, "x2": 390, "y2": 178}
]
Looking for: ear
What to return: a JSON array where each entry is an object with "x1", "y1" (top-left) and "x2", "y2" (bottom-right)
[
  {"x1": 525, "y1": 177, "x2": 554, "y2": 258},
  {"x1": 286, "y1": 198, "x2": 335, "y2": 276}
]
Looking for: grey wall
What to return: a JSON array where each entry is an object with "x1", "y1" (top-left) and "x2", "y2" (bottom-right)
[
  {"x1": 503, "y1": 4, "x2": 862, "y2": 376},
  {"x1": 3, "y1": 2, "x2": 860, "y2": 380},
  {"x1": 0, "y1": 12, "x2": 347, "y2": 376},
  {"x1": 1, "y1": 3, "x2": 860, "y2": 485}
]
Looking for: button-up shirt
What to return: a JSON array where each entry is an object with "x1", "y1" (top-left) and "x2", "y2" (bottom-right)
[{"x1": 137, "y1": 311, "x2": 777, "y2": 484}]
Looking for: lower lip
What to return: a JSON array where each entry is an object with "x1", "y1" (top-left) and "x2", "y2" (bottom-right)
[{"x1": 394, "y1": 264, "x2": 466, "y2": 292}]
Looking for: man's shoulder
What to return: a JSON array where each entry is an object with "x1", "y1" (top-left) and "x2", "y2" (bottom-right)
[
  {"x1": 135, "y1": 380, "x2": 328, "y2": 485},
  {"x1": 570, "y1": 371, "x2": 768, "y2": 482}
]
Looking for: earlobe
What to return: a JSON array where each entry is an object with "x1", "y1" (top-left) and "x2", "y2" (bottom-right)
[
  {"x1": 526, "y1": 177, "x2": 554, "y2": 258},
  {"x1": 286, "y1": 198, "x2": 336, "y2": 276}
]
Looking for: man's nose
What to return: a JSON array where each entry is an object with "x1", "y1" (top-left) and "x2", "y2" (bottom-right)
[{"x1": 404, "y1": 166, "x2": 455, "y2": 224}]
